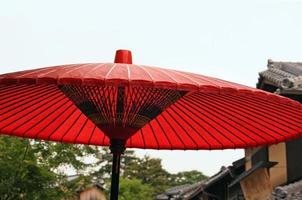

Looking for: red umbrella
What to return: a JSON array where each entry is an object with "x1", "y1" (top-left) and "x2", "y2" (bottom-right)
[{"x1": 1, "y1": 50, "x2": 302, "y2": 199}]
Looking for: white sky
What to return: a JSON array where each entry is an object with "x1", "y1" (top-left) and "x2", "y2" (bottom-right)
[{"x1": 1, "y1": 0, "x2": 302, "y2": 176}]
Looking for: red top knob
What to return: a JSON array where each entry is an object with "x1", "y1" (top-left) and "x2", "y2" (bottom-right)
[{"x1": 114, "y1": 49, "x2": 133, "y2": 64}]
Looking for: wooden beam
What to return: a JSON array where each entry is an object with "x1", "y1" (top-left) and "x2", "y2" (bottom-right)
[{"x1": 240, "y1": 168, "x2": 272, "y2": 200}]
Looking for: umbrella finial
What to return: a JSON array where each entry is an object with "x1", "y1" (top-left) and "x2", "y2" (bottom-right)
[{"x1": 114, "y1": 49, "x2": 132, "y2": 64}]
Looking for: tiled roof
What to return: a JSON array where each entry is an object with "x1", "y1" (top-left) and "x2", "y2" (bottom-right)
[
  {"x1": 229, "y1": 161, "x2": 277, "y2": 188},
  {"x1": 156, "y1": 181, "x2": 205, "y2": 200},
  {"x1": 156, "y1": 166, "x2": 236, "y2": 200},
  {"x1": 258, "y1": 60, "x2": 302, "y2": 94},
  {"x1": 156, "y1": 158, "x2": 246, "y2": 200},
  {"x1": 272, "y1": 179, "x2": 302, "y2": 200}
]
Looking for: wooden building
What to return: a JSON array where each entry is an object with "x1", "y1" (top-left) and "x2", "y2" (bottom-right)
[
  {"x1": 78, "y1": 186, "x2": 106, "y2": 200},
  {"x1": 226, "y1": 60, "x2": 302, "y2": 199},
  {"x1": 157, "y1": 60, "x2": 302, "y2": 200},
  {"x1": 66, "y1": 175, "x2": 107, "y2": 200},
  {"x1": 241, "y1": 60, "x2": 302, "y2": 199}
]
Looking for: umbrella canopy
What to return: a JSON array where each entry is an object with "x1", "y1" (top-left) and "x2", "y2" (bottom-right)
[
  {"x1": 1, "y1": 50, "x2": 302, "y2": 199},
  {"x1": 1, "y1": 50, "x2": 302, "y2": 149}
]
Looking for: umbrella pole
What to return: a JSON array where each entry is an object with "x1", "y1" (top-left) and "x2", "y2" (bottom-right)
[
  {"x1": 110, "y1": 152, "x2": 121, "y2": 200},
  {"x1": 110, "y1": 139, "x2": 125, "y2": 200}
]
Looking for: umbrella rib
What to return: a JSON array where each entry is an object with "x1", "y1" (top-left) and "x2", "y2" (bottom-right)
[
  {"x1": 0, "y1": 84, "x2": 24, "y2": 92},
  {"x1": 80, "y1": 86, "x2": 111, "y2": 123},
  {"x1": 129, "y1": 87, "x2": 156, "y2": 122},
  {"x1": 188, "y1": 93, "x2": 278, "y2": 142},
  {"x1": 195, "y1": 74, "x2": 248, "y2": 89},
  {"x1": 121, "y1": 86, "x2": 133, "y2": 126},
  {"x1": 0, "y1": 93, "x2": 64, "y2": 135},
  {"x1": 137, "y1": 65, "x2": 155, "y2": 85},
  {"x1": 198, "y1": 93, "x2": 290, "y2": 134},
  {"x1": 87, "y1": 125, "x2": 97, "y2": 145},
  {"x1": 160, "y1": 114, "x2": 187, "y2": 149},
  {"x1": 35, "y1": 64, "x2": 76, "y2": 79},
  {"x1": 197, "y1": 96, "x2": 279, "y2": 143},
  {"x1": 82, "y1": 63, "x2": 106, "y2": 79},
  {"x1": 0, "y1": 84, "x2": 39, "y2": 97},
  {"x1": 185, "y1": 95, "x2": 266, "y2": 146},
  {"x1": 62, "y1": 85, "x2": 111, "y2": 124},
  {"x1": 29, "y1": 102, "x2": 75, "y2": 139},
  {"x1": 105, "y1": 64, "x2": 117, "y2": 79},
  {"x1": 15, "y1": 98, "x2": 70, "y2": 137},
  {"x1": 125, "y1": 87, "x2": 154, "y2": 127},
  {"x1": 219, "y1": 95, "x2": 302, "y2": 125},
  {"x1": 154, "y1": 117, "x2": 173, "y2": 149},
  {"x1": 15, "y1": 67, "x2": 57, "y2": 78},
  {"x1": 245, "y1": 93, "x2": 302, "y2": 113},
  {"x1": 107, "y1": 85, "x2": 119, "y2": 125},
  {"x1": 92, "y1": 86, "x2": 112, "y2": 124},
  {"x1": 0, "y1": 84, "x2": 52, "y2": 100},
  {"x1": 127, "y1": 87, "x2": 156, "y2": 127},
  {"x1": 165, "y1": 109, "x2": 199, "y2": 149},
  {"x1": 60, "y1": 111, "x2": 83, "y2": 143},
  {"x1": 219, "y1": 93, "x2": 302, "y2": 129},
  {"x1": 178, "y1": 97, "x2": 240, "y2": 148},
  {"x1": 0, "y1": 85, "x2": 53, "y2": 103},
  {"x1": 108, "y1": 86, "x2": 118, "y2": 125},
  {"x1": 202, "y1": 93, "x2": 298, "y2": 136},
  {"x1": 178, "y1": 97, "x2": 254, "y2": 147},
  {"x1": 81, "y1": 86, "x2": 105, "y2": 115},
  {"x1": 169, "y1": 70, "x2": 201, "y2": 87},
  {"x1": 150, "y1": 67, "x2": 178, "y2": 85},
  {"x1": 228, "y1": 94, "x2": 302, "y2": 123},
  {"x1": 124, "y1": 87, "x2": 156, "y2": 126},
  {"x1": 172, "y1": 100, "x2": 234, "y2": 148},
  {"x1": 124, "y1": 87, "x2": 143, "y2": 126},
  {"x1": 0, "y1": 85, "x2": 56, "y2": 110},
  {"x1": 141, "y1": 89, "x2": 177, "y2": 118},
  {"x1": 0, "y1": 89, "x2": 62, "y2": 125},
  {"x1": 148, "y1": 122, "x2": 160, "y2": 149},
  {"x1": 59, "y1": 64, "x2": 93, "y2": 79},
  {"x1": 140, "y1": 129, "x2": 147, "y2": 149},
  {"x1": 46, "y1": 107, "x2": 79, "y2": 141},
  {"x1": 127, "y1": 64, "x2": 131, "y2": 81},
  {"x1": 73, "y1": 118, "x2": 89, "y2": 143},
  {"x1": 170, "y1": 104, "x2": 213, "y2": 149},
  {"x1": 180, "y1": 72, "x2": 222, "y2": 87},
  {"x1": 101, "y1": 131, "x2": 106, "y2": 145}
]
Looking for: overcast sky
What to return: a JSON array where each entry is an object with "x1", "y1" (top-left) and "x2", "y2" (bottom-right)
[{"x1": 1, "y1": 0, "x2": 302, "y2": 176}]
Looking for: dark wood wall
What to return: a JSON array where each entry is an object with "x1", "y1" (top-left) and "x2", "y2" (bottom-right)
[
  {"x1": 251, "y1": 147, "x2": 268, "y2": 166},
  {"x1": 286, "y1": 138, "x2": 302, "y2": 183}
]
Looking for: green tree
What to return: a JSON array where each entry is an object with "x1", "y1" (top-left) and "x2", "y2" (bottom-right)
[
  {"x1": 1, "y1": 135, "x2": 209, "y2": 199},
  {"x1": 119, "y1": 178, "x2": 154, "y2": 200},
  {"x1": 0, "y1": 135, "x2": 100, "y2": 200},
  {"x1": 123, "y1": 155, "x2": 171, "y2": 194},
  {"x1": 100, "y1": 152, "x2": 208, "y2": 198},
  {"x1": 169, "y1": 170, "x2": 208, "y2": 186}
]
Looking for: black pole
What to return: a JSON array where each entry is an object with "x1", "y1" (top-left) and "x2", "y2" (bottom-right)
[
  {"x1": 109, "y1": 139, "x2": 125, "y2": 200},
  {"x1": 110, "y1": 152, "x2": 121, "y2": 200}
]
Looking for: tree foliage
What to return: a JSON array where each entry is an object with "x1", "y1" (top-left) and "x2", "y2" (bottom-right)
[
  {"x1": 169, "y1": 170, "x2": 208, "y2": 186},
  {"x1": 0, "y1": 135, "x2": 100, "y2": 200},
  {"x1": 0, "y1": 135, "x2": 208, "y2": 199},
  {"x1": 119, "y1": 178, "x2": 154, "y2": 200},
  {"x1": 99, "y1": 151, "x2": 208, "y2": 199},
  {"x1": 123, "y1": 155, "x2": 171, "y2": 193}
]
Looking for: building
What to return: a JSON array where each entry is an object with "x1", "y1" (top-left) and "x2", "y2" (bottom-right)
[
  {"x1": 157, "y1": 158, "x2": 276, "y2": 200},
  {"x1": 253, "y1": 60, "x2": 302, "y2": 188},
  {"x1": 157, "y1": 60, "x2": 302, "y2": 200},
  {"x1": 77, "y1": 185, "x2": 106, "y2": 200},
  {"x1": 66, "y1": 175, "x2": 107, "y2": 200}
]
